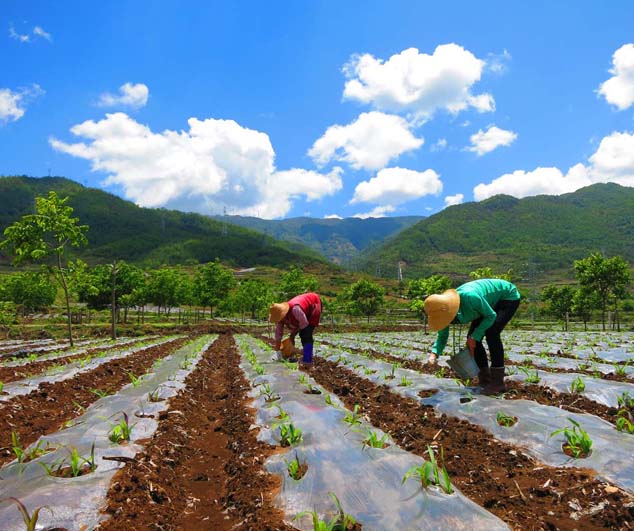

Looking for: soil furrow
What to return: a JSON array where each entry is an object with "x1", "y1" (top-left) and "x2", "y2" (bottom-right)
[
  {"x1": 0, "y1": 337, "x2": 187, "y2": 466},
  {"x1": 98, "y1": 332, "x2": 296, "y2": 531},
  {"x1": 304, "y1": 354, "x2": 634, "y2": 531}
]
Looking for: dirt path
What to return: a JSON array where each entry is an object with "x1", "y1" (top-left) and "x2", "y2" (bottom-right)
[
  {"x1": 303, "y1": 355, "x2": 634, "y2": 531},
  {"x1": 98, "y1": 332, "x2": 296, "y2": 531},
  {"x1": 0, "y1": 337, "x2": 187, "y2": 466}
]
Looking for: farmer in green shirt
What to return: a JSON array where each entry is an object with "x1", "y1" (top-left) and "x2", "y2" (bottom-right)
[{"x1": 424, "y1": 278, "x2": 521, "y2": 395}]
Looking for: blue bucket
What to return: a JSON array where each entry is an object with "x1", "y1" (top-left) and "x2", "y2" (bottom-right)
[{"x1": 447, "y1": 347, "x2": 479, "y2": 379}]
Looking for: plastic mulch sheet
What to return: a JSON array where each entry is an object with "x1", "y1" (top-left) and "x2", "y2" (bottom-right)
[
  {"x1": 236, "y1": 335, "x2": 510, "y2": 531},
  {"x1": 0, "y1": 335, "x2": 216, "y2": 531}
]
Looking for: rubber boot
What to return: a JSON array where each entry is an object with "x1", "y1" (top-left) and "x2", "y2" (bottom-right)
[
  {"x1": 302, "y1": 343, "x2": 314, "y2": 365},
  {"x1": 481, "y1": 367, "x2": 506, "y2": 395},
  {"x1": 477, "y1": 367, "x2": 491, "y2": 387}
]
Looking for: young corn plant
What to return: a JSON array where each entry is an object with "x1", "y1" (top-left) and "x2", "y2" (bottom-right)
[
  {"x1": 618, "y1": 391, "x2": 634, "y2": 409},
  {"x1": 614, "y1": 362, "x2": 629, "y2": 377},
  {"x1": 11, "y1": 433, "x2": 52, "y2": 463},
  {"x1": 0, "y1": 497, "x2": 51, "y2": 531},
  {"x1": 295, "y1": 492, "x2": 357, "y2": 531},
  {"x1": 254, "y1": 364, "x2": 265, "y2": 375},
  {"x1": 402, "y1": 445, "x2": 453, "y2": 495},
  {"x1": 284, "y1": 452, "x2": 307, "y2": 480},
  {"x1": 496, "y1": 412, "x2": 518, "y2": 428},
  {"x1": 434, "y1": 367, "x2": 446, "y2": 379},
  {"x1": 551, "y1": 418, "x2": 593, "y2": 458},
  {"x1": 259, "y1": 383, "x2": 279, "y2": 402},
  {"x1": 0, "y1": 381, "x2": 4, "y2": 394},
  {"x1": 570, "y1": 376, "x2": 586, "y2": 394},
  {"x1": 519, "y1": 366, "x2": 541, "y2": 384},
  {"x1": 279, "y1": 423, "x2": 303, "y2": 447},
  {"x1": 108, "y1": 412, "x2": 135, "y2": 444},
  {"x1": 362, "y1": 430, "x2": 390, "y2": 449},
  {"x1": 324, "y1": 393, "x2": 334, "y2": 406},
  {"x1": 399, "y1": 375, "x2": 413, "y2": 387},
  {"x1": 274, "y1": 405, "x2": 290, "y2": 423},
  {"x1": 127, "y1": 372, "x2": 142, "y2": 387},
  {"x1": 343, "y1": 404, "x2": 363, "y2": 426},
  {"x1": 616, "y1": 410, "x2": 634, "y2": 434},
  {"x1": 148, "y1": 386, "x2": 164, "y2": 402}
]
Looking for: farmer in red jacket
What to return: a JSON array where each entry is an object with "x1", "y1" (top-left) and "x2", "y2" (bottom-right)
[{"x1": 269, "y1": 292, "x2": 322, "y2": 365}]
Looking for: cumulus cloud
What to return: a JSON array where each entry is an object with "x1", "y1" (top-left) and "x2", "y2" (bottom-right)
[
  {"x1": 353, "y1": 205, "x2": 396, "y2": 219},
  {"x1": 324, "y1": 214, "x2": 343, "y2": 219},
  {"x1": 342, "y1": 44, "x2": 494, "y2": 120},
  {"x1": 431, "y1": 138, "x2": 447, "y2": 152},
  {"x1": 473, "y1": 130, "x2": 634, "y2": 201},
  {"x1": 50, "y1": 112, "x2": 342, "y2": 219},
  {"x1": 308, "y1": 111, "x2": 423, "y2": 171},
  {"x1": 444, "y1": 193, "x2": 464, "y2": 206},
  {"x1": 598, "y1": 44, "x2": 634, "y2": 110},
  {"x1": 350, "y1": 167, "x2": 442, "y2": 205},
  {"x1": 0, "y1": 85, "x2": 44, "y2": 124},
  {"x1": 9, "y1": 24, "x2": 51, "y2": 42},
  {"x1": 98, "y1": 83, "x2": 149, "y2": 109},
  {"x1": 467, "y1": 125, "x2": 518, "y2": 155}
]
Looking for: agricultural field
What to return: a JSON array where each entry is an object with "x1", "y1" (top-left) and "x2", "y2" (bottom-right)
[{"x1": 1, "y1": 330, "x2": 634, "y2": 530}]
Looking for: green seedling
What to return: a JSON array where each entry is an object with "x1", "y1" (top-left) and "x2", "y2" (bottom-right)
[
  {"x1": 148, "y1": 387, "x2": 163, "y2": 402},
  {"x1": 343, "y1": 404, "x2": 363, "y2": 426},
  {"x1": 399, "y1": 375, "x2": 413, "y2": 387},
  {"x1": 0, "y1": 382, "x2": 4, "y2": 393},
  {"x1": 616, "y1": 410, "x2": 634, "y2": 434},
  {"x1": 128, "y1": 372, "x2": 141, "y2": 387},
  {"x1": 282, "y1": 360, "x2": 298, "y2": 371},
  {"x1": 496, "y1": 412, "x2": 517, "y2": 428},
  {"x1": 284, "y1": 452, "x2": 307, "y2": 480},
  {"x1": 618, "y1": 391, "x2": 634, "y2": 409},
  {"x1": 295, "y1": 492, "x2": 357, "y2": 531},
  {"x1": 260, "y1": 383, "x2": 280, "y2": 402},
  {"x1": 11, "y1": 433, "x2": 52, "y2": 463},
  {"x1": 434, "y1": 367, "x2": 446, "y2": 379},
  {"x1": 570, "y1": 376, "x2": 585, "y2": 394},
  {"x1": 298, "y1": 373, "x2": 307, "y2": 384},
  {"x1": 180, "y1": 360, "x2": 192, "y2": 370},
  {"x1": 0, "y1": 497, "x2": 51, "y2": 531},
  {"x1": 364, "y1": 367, "x2": 376, "y2": 375},
  {"x1": 363, "y1": 430, "x2": 390, "y2": 449},
  {"x1": 614, "y1": 362, "x2": 629, "y2": 377},
  {"x1": 305, "y1": 383, "x2": 321, "y2": 395},
  {"x1": 254, "y1": 364, "x2": 265, "y2": 375},
  {"x1": 90, "y1": 388, "x2": 111, "y2": 399},
  {"x1": 551, "y1": 418, "x2": 593, "y2": 458},
  {"x1": 324, "y1": 394, "x2": 333, "y2": 406},
  {"x1": 108, "y1": 412, "x2": 135, "y2": 444},
  {"x1": 402, "y1": 445, "x2": 453, "y2": 494},
  {"x1": 274, "y1": 405, "x2": 290, "y2": 423},
  {"x1": 519, "y1": 366, "x2": 540, "y2": 384},
  {"x1": 279, "y1": 423, "x2": 303, "y2": 447}
]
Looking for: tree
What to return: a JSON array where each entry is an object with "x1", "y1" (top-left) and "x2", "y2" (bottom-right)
[
  {"x1": 347, "y1": 278, "x2": 385, "y2": 323},
  {"x1": 278, "y1": 265, "x2": 319, "y2": 300},
  {"x1": 229, "y1": 279, "x2": 273, "y2": 320},
  {"x1": 0, "y1": 302, "x2": 17, "y2": 338},
  {"x1": 146, "y1": 268, "x2": 190, "y2": 317},
  {"x1": 572, "y1": 288, "x2": 596, "y2": 332},
  {"x1": 469, "y1": 267, "x2": 515, "y2": 281},
  {"x1": 541, "y1": 284, "x2": 575, "y2": 330},
  {"x1": 574, "y1": 253, "x2": 630, "y2": 330},
  {"x1": 3, "y1": 271, "x2": 57, "y2": 315},
  {"x1": 194, "y1": 260, "x2": 236, "y2": 318},
  {"x1": 1, "y1": 192, "x2": 88, "y2": 345},
  {"x1": 407, "y1": 274, "x2": 452, "y2": 331}
]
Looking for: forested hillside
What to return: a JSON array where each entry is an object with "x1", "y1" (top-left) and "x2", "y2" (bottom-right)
[{"x1": 361, "y1": 183, "x2": 634, "y2": 280}]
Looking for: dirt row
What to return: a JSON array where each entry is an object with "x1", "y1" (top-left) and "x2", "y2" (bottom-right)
[
  {"x1": 321, "y1": 340, "x2": 624, "y2": 426},
  {"x1": 98, "y1": 333, "x2": 296, "y2": 531},
  {"x1": 0, "y1": 337, "x2": 188, "y2": 466},
  {"x1": 302, "y1": 354, "x2": 634, "y2": 531},
  {"x1": 0, "y1": 338, "x2": 148, "y2": 384}
]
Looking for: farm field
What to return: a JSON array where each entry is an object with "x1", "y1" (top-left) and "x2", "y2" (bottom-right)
[{"x1": 1, "y1": 330, "x2": 634, "y2": 530}]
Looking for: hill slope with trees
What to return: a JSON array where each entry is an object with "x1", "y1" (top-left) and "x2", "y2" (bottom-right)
[
  {"x1": 0, "y1": 176, "x2": 328, "y2": 269},
  {"x1": 361, "y1": 183, "x2": 634, "y2": 281}
]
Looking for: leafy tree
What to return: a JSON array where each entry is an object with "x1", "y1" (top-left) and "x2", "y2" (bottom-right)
[
  {"x1": 469, "y1": 267, "x2": 515, "y2": 281},
  {"x1": 541, "y1": 284, "x2": 575, "y2": 330},
  {"x1": 146, "y1": 268, "x2": 191, "y2": 317},
  {"x1": 574, "y1": 253, "x2": 630, "y2": 330},
  {"x1": 572, "y1": 288, "x2": 596, "y2": 331},
  {"x1": 407, "y1": 275, "x2": 452, "y2": 329},
  {"x1": 2, "y1": 271, "x2": 57, "y2": 315},
  {"x1": 0, "y1": 301, "x2": 17, "y2": 338},
  {"x1": 194, "y1": 259, "x2": 236, "y2": 318},
  {"x1": 278, "y1": 265, "x2": 319, "y2": 300},
  {"x1": 1, "y1": 192, "x2": 88, "y2": 345},
  {"x1": 347, "y1": 278, "x2": 385, "y2": 323},
  {"x1": 228, "y1": 278, "x2": 273, "y2": 320}
]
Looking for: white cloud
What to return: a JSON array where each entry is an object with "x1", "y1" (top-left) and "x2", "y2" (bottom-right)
[
  {"x1": 350, "y1": 167, "x2": 442, "y2": 205},
  {"x1": 598, "y1": 44, "x2": 634, "y2": 110},
  {"x1": 430, "y1": 138, "x2": 447, "y2": 152},
  {"x1": 473, "y1": 130, "x2": 634, "y2": 200},
  {"x1": 33, "y1": 26, "x2": 52, "y2": 41},
  {"x1": 50, "y1": 112, "x2": 342, "y2": 219},
  {"x1": 0, "y1": 85, "x2": 44, "y2": 124},
  {"x1": 9, "y1": 25, "x2": 30, "y2": 42},
  {"x1": 467, "y1": 125, "x2": 518, "y2": 155},
  {"x1": 324, "y1": 214, "x2": 343, "y2": 219},
  {"x1": 342, "y1": 44, "x2": 494, "y2": 120},
  {"x1": 353, "y1": 205, "x2": 396, "y2": 219},
  {"x1": 308, "y1": 111, "x2": 423, "y2": 171},
  {"x1": 444, "y1": 193, "x2": 464, "y2": 206},
  {"x1": 98, "y1": 83, "x2": 149, "y2": 109},
  {"x1": 485, "y1": 49, "x2": 512, "y2": 74}
]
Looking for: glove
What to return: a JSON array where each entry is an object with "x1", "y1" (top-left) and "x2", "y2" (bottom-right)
[
  {"x1": 427, "y1": 353, "x2": 438, "y2": 365},
  {"x1": 466, "y1": 336, "x2": 477, "y2": 357}
]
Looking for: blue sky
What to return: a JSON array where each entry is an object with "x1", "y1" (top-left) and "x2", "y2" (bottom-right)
[{"x1": 2, "y1": 1, "x2": 634, "y2": 219}]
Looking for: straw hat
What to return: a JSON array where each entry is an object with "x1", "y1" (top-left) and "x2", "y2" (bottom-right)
[
  {"x1": 268, "y1": 302, "x2": 290, "y2": 323},
  {"x1": 424, "y1": 289, "x2": 460, "y2": 331}
]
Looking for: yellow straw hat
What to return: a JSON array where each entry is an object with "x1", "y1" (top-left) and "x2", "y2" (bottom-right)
[
  {"x1": 424, "y1": 289, "x2": 460, "y2": 331},
  {"x1": 268, "y1": 302, "x2": 290, "y2": 323}
]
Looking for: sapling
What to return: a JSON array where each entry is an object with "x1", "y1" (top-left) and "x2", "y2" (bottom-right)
[
  {"x1": 343, "y1": 404, "x2": 362, "y2": 426},
  {"x1": 550, "y1": 418, "x2": 593, "y2": 458},
  {"x1": 616, "y1": 410, "x2": 634, "y2": 434},
  {"x1": 402, "y1": 445, "x2": 453, "y2": 494},
  {"x1": 570, "y1": 376, "x2": 585, "y2": 394},
  {"x1": 0, "y1": 497, "x2": 51, "y2": 531}
]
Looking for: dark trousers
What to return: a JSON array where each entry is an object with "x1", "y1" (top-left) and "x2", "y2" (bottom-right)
[
  {"x1": 468, "y1": 299, "x2": 520, "y2": 368},
  {"x1": 299, "y1": 325, "x2": 314, "y2": 345}
]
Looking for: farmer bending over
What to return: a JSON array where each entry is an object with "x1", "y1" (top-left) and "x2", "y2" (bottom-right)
[
  {"x1": 424, "y1": 278, "x2": 520, "y2": 395},
  {"x1": 269, "y1": 292, "x2": 322, "y2": 366}
]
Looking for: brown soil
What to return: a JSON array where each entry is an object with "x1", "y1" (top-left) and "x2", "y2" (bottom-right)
[
  {"x1": 98, "y1": 333, "x2": 296, "y2": 531},
  {"x1": 0, "y1": 337, "x2": 187, "y2": 466},
  {"x1": 0, "y1": 338, "x2": 147, "y2": 383},
  {"x1": 303, "y1": 355, "x2": 634, "y2": 531}
]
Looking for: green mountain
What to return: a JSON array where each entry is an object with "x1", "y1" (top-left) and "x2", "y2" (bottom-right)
[
  {"x1": 360, "y1": 183, "x2": 634, "y2": 281},
  {"x1": 211, "y1": 215, "x2": 424, "y2": 265},
  {"x1": 0, "y1": 176, "x2": 329, "y2": 268}
]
